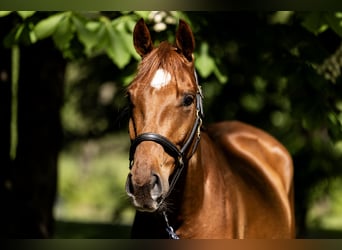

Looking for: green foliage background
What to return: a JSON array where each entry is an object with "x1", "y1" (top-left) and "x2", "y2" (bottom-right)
[{"x1": 1, "y1": 11, "x2": 342, "y2": 237}]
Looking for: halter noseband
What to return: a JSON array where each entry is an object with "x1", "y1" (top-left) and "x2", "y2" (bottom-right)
[{"x1": 128, "y1": 72, "x2": 204, "y2": 202}]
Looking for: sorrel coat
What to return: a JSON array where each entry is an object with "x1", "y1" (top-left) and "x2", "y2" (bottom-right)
[{"x1": 125, "y1": 18, "x2": 295, "y2": 239}]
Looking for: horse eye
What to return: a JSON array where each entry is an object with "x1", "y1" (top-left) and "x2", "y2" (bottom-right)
[{"x1": 183, "y1": 95, "x2": 195, "y2": 107}]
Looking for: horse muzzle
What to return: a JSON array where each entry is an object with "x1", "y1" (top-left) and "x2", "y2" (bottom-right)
[{"x1": 125, "y1": 172, "x2": 164, "y2": 212}]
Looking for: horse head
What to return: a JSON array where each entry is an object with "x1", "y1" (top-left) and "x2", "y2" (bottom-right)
[{"x1": 125, "y1": 18, "x2": 203, "y2": 212}]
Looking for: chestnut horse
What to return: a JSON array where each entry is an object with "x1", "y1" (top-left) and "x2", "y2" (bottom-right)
[{"x1": 125, "y1": 18, "x2": 295, "y2": 239}]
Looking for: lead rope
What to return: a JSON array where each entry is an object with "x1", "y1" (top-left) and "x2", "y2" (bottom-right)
[{"x1": 163, "y1": 211, "x2": 180, "y2": 239}]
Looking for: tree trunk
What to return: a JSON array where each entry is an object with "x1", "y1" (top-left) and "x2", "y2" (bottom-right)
[
  {"x1": 0, "y1": 19, "x2": 13, "y2": 237},
  {"x1": 2, "y1": 37, "x2": 65, "y2": 237}
]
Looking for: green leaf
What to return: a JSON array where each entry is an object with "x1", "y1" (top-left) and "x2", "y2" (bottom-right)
[
  {"x1": 17, "y1": 23, "x2": 34, "y2": 45},
  {"x1": 114, "y1": 17, "x2": 139, "y2": 60},
  {"x1": 14, "y1": 24, "x2": 25, "y2": 42},
  {"x1": 301, "y1": 12, "x2": 328, "y2": 35},
  {"x1": 17, "y1": 11, "x2": 35, "y2": 19},
  {"x1": 195, "y1": 42, "x2": 216, "y2": 78},
  {"x1": 105, "y1": 24, "x2": 131, "y2": 69},
  {"x1": 4, "y1": 23, "x2": 33, "y2": 46},
  {"x1": 72, "y1": 15, "x2": 100, "y2": 56},
  {"x1": 86, "y1": 20, "x2": 102, "y2": 32},
  {"x1": 213, "y1": 66, "x2": 228, "y2": 84},
  {"x1": 133, "y1": 11, "x2": 150, "y2": 19},
  {"x1": 119, "y1": 28, "x2": 139, "y2": 60},
  {"x1": 98, "y1": 17, "x2": 132, "y2": 69},
  {"x1": 0, "y1": 11, "x2": 12, "y2": 17},
  {"x1": 92, "y1": 24, "x2": 108, "y2": 51},
  {"x1": 3, "y1": 28, "x2": 18, "y2": 47},
  {"x1": 195, "y1": 42, "x2": 228, "y2": 83},
  {"x1": 325, "y1": 12, "x2": 342, "y2": 38},
  {"x1": 53, "y1": 14, "x2": 74, "y2": 51},
  {"x1": 34, "y1": 12, "x2": 66, "y2": 40}
]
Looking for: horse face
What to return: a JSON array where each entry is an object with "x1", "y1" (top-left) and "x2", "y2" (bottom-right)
[{"x1": 125, "y1": 19, "x2": 197, "y2": 212}]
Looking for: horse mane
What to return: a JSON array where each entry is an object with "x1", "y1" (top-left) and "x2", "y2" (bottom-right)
[{"x1": 130, "y1": 41, "x2": 193, "y2": 88}]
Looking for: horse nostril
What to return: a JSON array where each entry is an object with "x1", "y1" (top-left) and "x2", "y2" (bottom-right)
[
  {"x1": 150, "y1": 174, "x2": 162, "y2": 201},
  {"x1": 125, "y1": 173, "x2": 134, "y2": 196}
]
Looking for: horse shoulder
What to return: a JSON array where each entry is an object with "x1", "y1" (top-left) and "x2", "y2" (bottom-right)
[{"x1": 206, "y1": 120, "x2": 295, "y2": 238}]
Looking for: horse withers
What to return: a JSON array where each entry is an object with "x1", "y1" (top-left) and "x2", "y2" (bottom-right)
[{"x1": 125, "y1": 18, "x2": 295, "y2": 239}]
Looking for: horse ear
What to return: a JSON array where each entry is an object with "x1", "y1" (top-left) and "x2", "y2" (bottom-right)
[
  {"x1": 175, "y1": 19, "x2": 195, "y2": 62},
  {"x1": 133, "y1": 18, "x2": 154, "y2": 57}
]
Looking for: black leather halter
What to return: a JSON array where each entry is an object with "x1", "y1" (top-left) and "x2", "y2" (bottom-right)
[{"x1": 128, "y1": 71, "x2": 204, "y2": 202}]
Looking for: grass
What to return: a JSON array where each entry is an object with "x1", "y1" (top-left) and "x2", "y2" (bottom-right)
[{"x1": 55, "y1": 132, "x2": 135, "y2": 226}]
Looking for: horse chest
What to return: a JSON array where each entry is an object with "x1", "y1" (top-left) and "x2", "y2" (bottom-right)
[{"x1": 176, "y1": 185, "x2": 234, "y2": 238}]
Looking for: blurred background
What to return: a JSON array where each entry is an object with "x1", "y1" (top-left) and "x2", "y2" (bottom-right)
[{"x1": 0, "y1": 11, "x2": 341, "y2": 238}]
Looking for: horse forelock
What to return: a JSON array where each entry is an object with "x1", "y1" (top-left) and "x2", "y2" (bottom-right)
[{"x1": 129, "y1": 41, "x2": 194, "y2": 90}]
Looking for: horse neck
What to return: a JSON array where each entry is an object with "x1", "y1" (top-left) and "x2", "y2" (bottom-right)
[
  {"x1": 176, "y1": 131, "x2": 230, "y2": 221},
  {"x1": 168, "y1": 131, "x2": 240, "y2": 238}
]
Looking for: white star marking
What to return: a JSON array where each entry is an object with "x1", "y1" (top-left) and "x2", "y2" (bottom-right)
[{"x1": 150, "y1": 68, "x2": 172, "y2": 89}]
